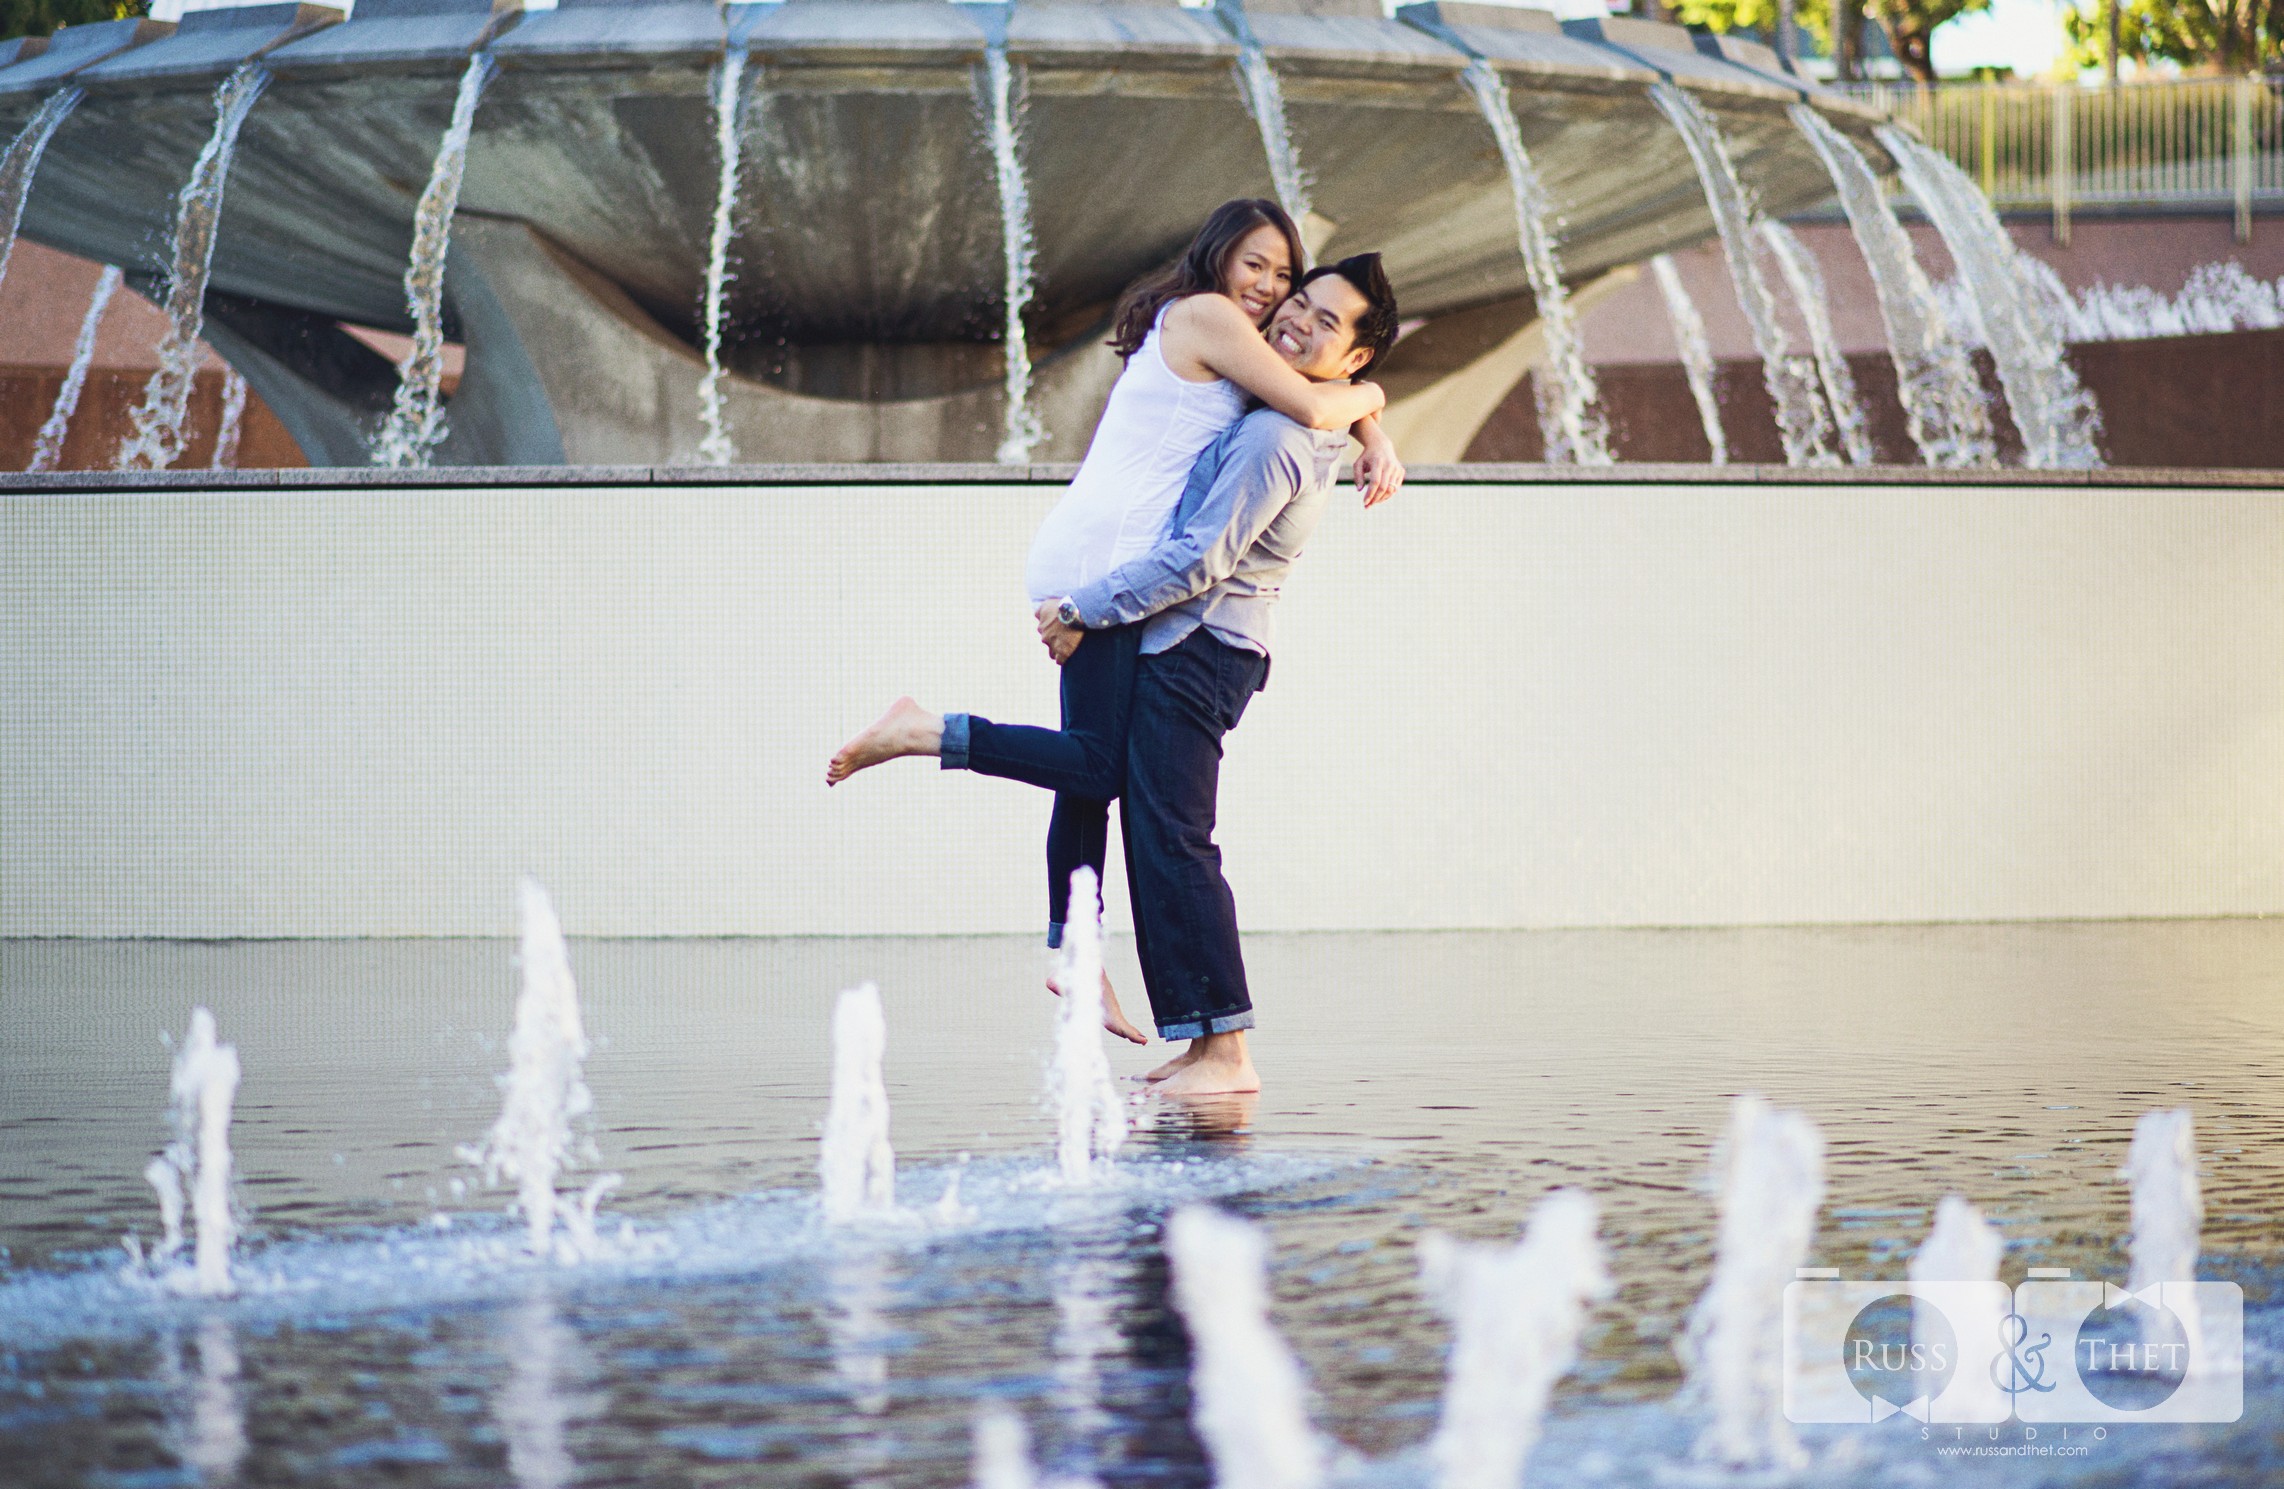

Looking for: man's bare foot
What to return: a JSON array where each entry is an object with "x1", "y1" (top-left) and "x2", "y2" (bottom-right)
[
  {"x1": 1045, "y1": 968, "x2": 1149, "y2": 1046},
  {"x1": 826, "y1": 697, "x2": 943, "y2": 785},
  {"x1": 1154, "y1": 1031, "x2": 1259, "y2": 1096},
  {"x1": 1144, "y1": 1041, "x2": 1204, "y2": 1082}
]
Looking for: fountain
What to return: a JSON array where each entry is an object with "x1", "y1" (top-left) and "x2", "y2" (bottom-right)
[
  {"x1": 973, "y1": 1406, "x2": 1100, "y2": 1489},
  {"x1": 1790, "y1": 104, "x2": 1994, "y2": 468},
  {"x1": 1909, "y1": 1194, "x2": 2007, "y2": 1419},
  {"x1": 1457, "y1": 58, "x2": 1609, "y2": 466},
  {"x1": 115, "y1": 62, "x2": 269, "y2": 473},
  {"x1": 27, "y1": 262, "x2": 118, "y2": 472},
  {"x1": 1050, "y1": 868, "x2": 1125, "y2": 1186},
  {"x1": 983, "y1": 39, "x2": 1044, "y2": 465},
  {"x1": 459, "y1": 877, "x2": 614, "y2": 1261},
  {"x1": 0, "y1": 87, "x2": 78, "y2": 293},
  {"x1": 1652, "y1": 82, "x2": 1835, "y2": 467},
  {"x1": 496, "y1": 1293, "x2": 581, "y2": 1489},
  {"x1": 1165, "y1": 1206, "x2": 1325, "y2": 1489},
  {"x1": 1676, "y1": 1093, "x2": 1825, "y2": 1471},
  {"x1": 2124, "y1": 1107, "x2": 2202, "y2": 1294},
  {"x1": 144, "y1": 1006, "x2": 242, "y2": 1298},
  {"x1": 1418, "y1": 1188, "x2": 1610, "y2": 1489},
  {"x1": 210, "y1": 369, "x2": 248, "y2": 470},
  {"x1": 1650, "y1": 253, "x2": 1729, "y2": 465},
  {"x1": 1879, "y1": 126, "x2": 2103, "y2": 469},
  {"x1": 371, "y1": 50, "x2": 496, "y2": 469},
  {"x1": 1760, "y1": 218, "x2": 1873, "y2": 466},
  {"x1": 696, "y1": 44, "x2": 749, "y2": 469},
  {"x1": 1229, "y1": 36, "x2": 1312, "y2": 236},
  {"x1": 820, "y1": 982, "x2": 897, "y2": 1222}
]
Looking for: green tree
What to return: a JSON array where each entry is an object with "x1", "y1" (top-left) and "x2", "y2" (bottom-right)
[
  {"x1": 1673, "y1": 0, "x2": 1995, "y2": 79},
  {"x1": 0, "y1": 0, "x2": 147, "y2": 43},
  {"x1": 2062, "y1": 0, "x2": 2278, "y2": 71}
]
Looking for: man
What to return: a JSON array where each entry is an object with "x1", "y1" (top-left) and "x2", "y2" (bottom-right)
[{"x1": 1037, "y1": 253, "x2": 1400, "y2": 1095}]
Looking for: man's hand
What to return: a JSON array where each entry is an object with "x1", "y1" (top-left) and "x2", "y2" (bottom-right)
[
  {"x1": 1354, "y1": 426, "x2": 1405, "y2": 508},
  {"x1": 1036, "y1": 599, "x2": 1084, "y2": 665}
]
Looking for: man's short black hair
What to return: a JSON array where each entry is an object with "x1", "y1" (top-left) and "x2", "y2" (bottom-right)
[{"x1": 1297, "y1": 252, "x2": 1399, "y2": 379}]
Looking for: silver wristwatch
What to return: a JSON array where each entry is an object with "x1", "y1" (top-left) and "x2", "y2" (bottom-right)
[{"x1": 1056, "y1": 598, "x2": 1082, "y2": 627}]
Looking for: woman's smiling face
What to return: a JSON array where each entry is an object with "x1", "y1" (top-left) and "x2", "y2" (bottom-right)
[{"x1": 1220, "y1": 223, "x2": 1294, "y2": 326}]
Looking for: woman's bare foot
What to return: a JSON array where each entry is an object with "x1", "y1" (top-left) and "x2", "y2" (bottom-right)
[
  {"x1": 826, "y1": 697, "x2": 943, "y2": 785},
  {"x1": 1045, "y1": 968, "x2": 1149, "y2": 1045},
  {"x1": 1144, "y1": 1041, "x2": 1204, "y2": 1082},
  {"x1": 1153, "y1": 1031, "x2": 1259, "y2": 1096}
]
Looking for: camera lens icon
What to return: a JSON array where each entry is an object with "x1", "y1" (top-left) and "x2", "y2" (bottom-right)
[
  {"x1": 2074, "y1": 1294, "x2": 2190, "y2": 1411},
  {"x1": 1843, "y1": 1293, "x2": 1959, "y2": 1410}
]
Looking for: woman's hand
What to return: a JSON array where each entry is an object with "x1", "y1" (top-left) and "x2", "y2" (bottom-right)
[
  {"x1": 1353, "y1": 416, "x2": 1405, "y2": 508},
  {"x1": 1036, "y1": 599, "x2": 1084, "y2": 665}
]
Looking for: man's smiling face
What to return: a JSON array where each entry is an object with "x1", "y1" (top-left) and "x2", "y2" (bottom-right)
[{"x1": 1266, "y1": 275, "x2": 1375, "y2": 382}]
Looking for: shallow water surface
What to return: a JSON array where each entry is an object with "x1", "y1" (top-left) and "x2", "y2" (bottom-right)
[{"x1": 1, "y1": 922, "x2": 2279, "y2": 1485}]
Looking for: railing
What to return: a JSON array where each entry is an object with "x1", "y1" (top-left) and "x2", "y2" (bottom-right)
[{"x1": 1838, "y1": 77, "x2": 2284, "y2": 242}]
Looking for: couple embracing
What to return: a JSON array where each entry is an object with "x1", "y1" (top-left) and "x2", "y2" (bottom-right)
[{"x1": 827, "y1": 198, "x2": 1403, "y2": 1096}]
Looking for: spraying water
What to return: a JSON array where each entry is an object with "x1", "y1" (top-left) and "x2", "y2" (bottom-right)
[
  {"x1": 208, "y1": 368, "x2": 248, "y2": 469},
  {"x1": 982, "y1": 45, "x2": 1044, "y2": 464},
  {"x1": 1910, "y1": 1194, "x2": 2007, "y2": 1418},
  {"x1": 972, "y1": 1407, "x2": 1101, "y2": 1489},
  {"x1": 1650, "y1": 253, "x2": 1727, "y2": 464},
  {"x1": 2048, "y1": 258, "x2": 2284, "y2": 341},
  {"x1": 1759, "y1": 219, "x2": 1873, "y2": 466},
  {"x1": 1166, "y1": 1206, "x2": 1325, "y2": 1489},
  {"x1": 1677, "y1": 1093, "x2": 1824, "y2": 1470},
  {"x1": 1651, "y1": 83, "x2": 1834, "y2": 466},
  {"x1": 460, "y1": 878, "x2": 612, "y2": 1260},
  {"x1": 2124, "y1": 1107, "x2": 2201, "y2": 1293},
  {"x1": 144, "y1": 1007, "x2": 241, "y2": 1297},
  {"x1": 1233, "y1": 46, "x2": 1312, "y2": 233},
  {"x1": 1879, "y1": 126, "x2": 2102, "y2": 469},
  {"x1": 1419, "y1": 1188, "x2": 1611, "y2": 1489},
  {"x1": 117, "y1": 63, "x2": 270, "y2": 472},
  {"x1": 1459, "y1": 59, "x2": 1608, "y2": 465},
  {"x1": 372, "y1": 51, "x2": 495, "y2": 469},
  {"x1": 820, "y1": 983, "x2": 897, "y2": 1221},
  {"x1": 1050, "y1": 868, "x2": 1125, "y2": 1185},
  {"x1": 1789, "y1": 104, "x2": 1993, "y2": 467},
  {"x1": 0, "y1": 88, "x2": 81, "y2": 294},
  {"x1": 695, "y1": 45, "x2": 749, "y2": 467},
  {"x1": 28, "y1": 263, "x2": 120, "y2": 473}
]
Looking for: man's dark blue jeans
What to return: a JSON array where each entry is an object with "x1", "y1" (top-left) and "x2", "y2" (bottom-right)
[
  {"x1": 1120, "y1": 628, "x2": 1269, "y2": 1041},
  {"x1": 938, "y1": 621, "x2": 1143, "y2": 944}
]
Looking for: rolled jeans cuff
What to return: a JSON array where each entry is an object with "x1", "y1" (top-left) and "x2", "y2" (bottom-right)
[
  {"x1": 1156, "y1": 1008, "x2": 1255, "y2": 1042},
  {"x1": 940, "y1": 712, "x2": 972, "y2": 770},
  {"x1": 1046, "y1": 921, "x2": 1065, "y2": 950}
]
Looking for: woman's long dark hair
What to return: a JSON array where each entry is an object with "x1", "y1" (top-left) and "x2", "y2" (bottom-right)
[{"x1": 1107, "y1": 198, "x2": 1305, "y2": 361}]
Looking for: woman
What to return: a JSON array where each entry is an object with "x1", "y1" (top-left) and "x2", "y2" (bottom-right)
[{"x1": 827, "y1": 199, "x2": 1403, "y2": 1044}]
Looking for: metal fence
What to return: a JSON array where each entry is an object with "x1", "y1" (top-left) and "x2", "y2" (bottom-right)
[{"x1": 1838, "y1": 77, "x2": 2283, "y2": 241}]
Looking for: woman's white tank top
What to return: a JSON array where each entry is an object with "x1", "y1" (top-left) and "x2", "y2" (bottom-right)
[{"x1": 1025, "y1": 304, "x2": 1248, "y2": 603}]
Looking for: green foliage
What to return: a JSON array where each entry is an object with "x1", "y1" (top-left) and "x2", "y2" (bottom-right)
[
  {"x1": 0, "y1": 0, "x2": 146, "y2": 43},
  {"x1": 1673, "y1": 0, "x2": 1994, "y2": 78},
  {"x1": 2061, "y1": 0, "x2": 2279, "y2": 71}
]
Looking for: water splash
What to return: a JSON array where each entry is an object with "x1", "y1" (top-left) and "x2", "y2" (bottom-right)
[
  {"x1": 1233, "y1": 46, "x2": 1312, "y2": 233},
  {"x1": 1910, "y1": 1193, "x2": 2001, "y2": 1285},
  {"x1": 0, "y1": 88, "x2": 81, "y2": 294},
  {"x1": 372, "y1": 51, "x2": 495, "y2": 469},
  {"x1": 117, "y1": 63, "x2": 270, "y2": 472},
  {"x1": 1677, "y1": 1093, "x2": 1824, "y2": 1471},
  {"x1": 972, "y1": 1407, "x2": 1101, "y2": 1489},
  {"x1": 1050, "y1": 868, "x2": 1125, "y2": 1185},
  {"x1": 1879, "y1": 126, "x2": 2102, "y2": 469},
  {"x1": 695, "y1": 45, "x2": 749, "y2": 468},
  {"x1": 27, "y1": 264, "x2": 120, "y2": 472},
  {"x1": 1908, "y1": 1194, "x2": 2008, "y2": 1418},
  {"x1": 2053, "y1": 259, "x2": 2284, "y2": 341},
  {"x1": 1652, "y1": 83, "x2": 1835, "y2": 466},
  {"x1": 1459, "y1": 59, "x2": 1608, "y2": 466},
  {"x1": 1166, "y1": 1206, "x2": 1325, "y2": 1489},
  {"x1": 2123, "y1": 1107, "x2": 2201, "y2": 1293},
  {"x1": 208, "y1": 368, "x2": 248, "y2": 469},
  {"x1": 820, "y1": 983, "x2": 897, "y2": 1222},
  {"x1": 982, "y1": 45, "x2": 1044, "y2": 465},
  {"x1": 1790, "y1": 104, "x2": 1993, "y2": 467},
  {"x1": 496, "y1": 1292, "x2": 581, "y2": 1489},
  {"x1": 460, "y1": 878, "x2": 613, "y2": 1260},
  {"x1": 1650, "y1": 254, "x2": 1727, "y2": 465},
  {"x1": 144, "y1": 1007, "x2": 241, "y2": 1297},
  {"x1": 1758, "y1": 219, "x2": 1872, "y2": 466},
  {"x1": 1419, "y1": 1188, "x2": 1611, "y2": 1489}
]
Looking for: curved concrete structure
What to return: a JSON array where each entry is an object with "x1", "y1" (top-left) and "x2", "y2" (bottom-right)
[{"x1": 0, "y1": 0, "x2": 1890, "y2": 464}]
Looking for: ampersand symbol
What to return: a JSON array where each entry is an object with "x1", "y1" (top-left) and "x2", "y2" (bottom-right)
[{"x1": 1992, "y1": 1312, "x2": 2055, "y2": 1398}]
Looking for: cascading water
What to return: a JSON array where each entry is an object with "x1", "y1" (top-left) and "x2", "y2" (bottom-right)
[
  {"x1": 2124, "y1": 1107, "x2": 2201, "y2": 1293},
  {"x1": 371, "y1": 51, "x2": 495, "y2": 469},
  {"x1": 1651, "y1": 83, "x2": 1835, "y2": 466},
  {"x1": 1233, "y1": 45, "x2": 1312, "y2": 234},
  {"x1": 1789, "y1": 104, "x2": 1993, "y2": 467},
  {"x1": 1418, "y1": 1188, "x2": 1610, "y2": 1489},
  {"x1": 1879, "y1": 126, "x2": 2102, "y2": 469},
  {"x1": 1050, "y1": 868, "x2": 1125, "y2": 1185},
  {"x1": 1758, "y1": 219, "x2": 1873, "y2": 466},
  {"x1": 1458, "y1": 59, "x2": 1609, "y2": 466},
  {"x1": 1650, "y1": 253, "x2": 1727, "y2": 464},
  {"x1": 460, "y1": 877, "x2": 614, "y2": 1260},
  {"x1": 1677, "y1": 1093, "x2": 1825, "y2": 1471},
  {"x1": 983, "y1": 44, "x2": 1044, "y2": 465},
  {"x1": 0, "y1": 88, "x2": 81, "y2": 294},
  {"x1": 695, "y1": 45, "x2": 749, "y2": 468},
  {"x1": 1166, "y1": 1207, "x2": 1325, "y2": 1489},
  {"x1": 117, "y1": 63, "x2": 269, "y2": 473},
  {"x1": 208, "y1": 369, "x2": 248, "y2": 470},
  {"x1": 2050, "y1": 259, "x2": 2284, "y2": 341},
  {"x1": 27, "y1": 263, "x2": 120, "y2": 473},
  {"x1": 144, "y1": 1006, "x2": 241, "y2": 1297},
  {"x1": 819, "y1": 982, "x2": 897, "y2": 1222}
]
